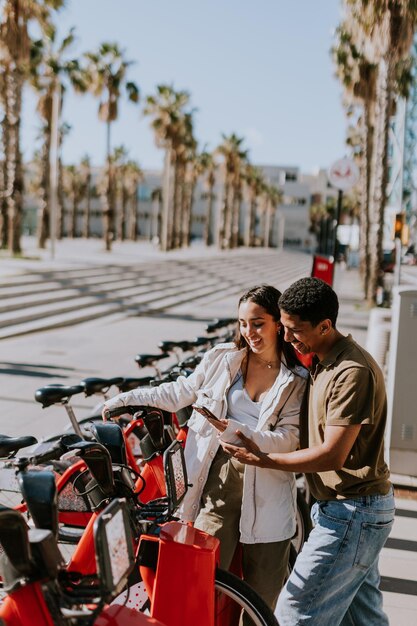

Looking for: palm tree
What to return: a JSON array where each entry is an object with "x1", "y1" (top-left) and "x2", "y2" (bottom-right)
[
  {"x1": 144, "y1": 84, "x2": 193, "y2": 251},
  {"x1": 332, "y1": 22, "x2": 377, "y2": 298},
  {"x1": 0, "y1": 0, "x2": 64, "y2": 253},
  {"x1": 216, "y1": 133, "x2": 248, "y2": 249},
  {"x1": 337, "y1": 0, "x2": 417, "y2": 302},
  {"x1": 29, "y1": 26, "x2": 84, "y2": 248},
  {"x1": 83, "y1": 42, "x2": 139, "y2": 251}
]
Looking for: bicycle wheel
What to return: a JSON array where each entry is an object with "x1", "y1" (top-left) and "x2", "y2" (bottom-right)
[
  {"x1": 291, "y1": 488, "x2": 313, "y2": 553},
  {"x1": 215, "y1": 568, "x2": 278, "y2": 626}
]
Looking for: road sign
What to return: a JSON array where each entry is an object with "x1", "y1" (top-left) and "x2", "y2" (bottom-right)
[{"x1": 328, "y1": 157, "x2": 359, "y2": 191}]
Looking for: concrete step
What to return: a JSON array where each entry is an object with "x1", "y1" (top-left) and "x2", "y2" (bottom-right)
[
  {"x1": 0, "y1": 273, "x2": 216, "y2": 329},
  {"x1": 0, "y1": 269, "x2": 206, "y2": 310},
  {"x1": 0, "y1": 249, "x2": 312, "y2": 340}
]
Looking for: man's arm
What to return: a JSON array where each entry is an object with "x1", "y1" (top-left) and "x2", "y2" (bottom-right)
[{"x1": 221, "y1": 423, "x2": 362, "y2": 473}]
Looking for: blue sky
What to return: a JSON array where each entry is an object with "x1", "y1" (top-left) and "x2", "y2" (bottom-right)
[{"x1": 22, "y1": 0, "x2": 347, "y2": 174}]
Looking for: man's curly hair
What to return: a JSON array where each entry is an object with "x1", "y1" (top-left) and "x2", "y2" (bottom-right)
[{"x1": 278, "y1": 277, "x2": 339, "y2": 327}]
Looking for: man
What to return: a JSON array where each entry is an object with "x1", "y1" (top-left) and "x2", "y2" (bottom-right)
[{"x1": 222, "y1": 277, "x2": 394, "y2": 626}]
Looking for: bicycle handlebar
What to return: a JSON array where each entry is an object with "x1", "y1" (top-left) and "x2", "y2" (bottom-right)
[{"x1": 103, "y1": 405, "x2": 155, "y2": 421}]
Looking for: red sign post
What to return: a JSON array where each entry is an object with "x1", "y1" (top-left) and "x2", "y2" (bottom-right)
[{"x1": 311, "y1": 254, "x2": 334, "y2": 286}]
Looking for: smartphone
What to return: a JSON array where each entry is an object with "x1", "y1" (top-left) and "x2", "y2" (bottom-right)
[{"x1": 192, "y1": 405, "x2": 221, "y2": 422}]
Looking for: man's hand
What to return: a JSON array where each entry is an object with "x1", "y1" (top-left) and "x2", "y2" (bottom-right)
[{"x1": 221, "y1": 430, "x2": 270, "y2": 467}]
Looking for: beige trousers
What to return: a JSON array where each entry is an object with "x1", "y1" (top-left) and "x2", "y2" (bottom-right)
[{"x1": 194, "y1": 447, "x2": 291, "y2": 611}]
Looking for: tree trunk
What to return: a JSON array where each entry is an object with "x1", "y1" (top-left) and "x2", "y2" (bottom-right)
[
  {"x1": 5, "y1": 65, "x2": 24, "y2": 254},
  {"x1": 203, "y1": 180, "x2": 215, "y2": 246},
  {"x1": 182, "y1": 177, "x2": 194, "y2": 248},
  {"x1": 102, "y1": 120, "x2": 113, "y2": 251},
  {"x1": 118, "y1": 183, "x2": 128, "y2": 241},
  {"x1": 57, "y1": 156, "x2": 65, "y2": 238},
  {"x1": 0, "y1": 131, "x2": 9, "y2": 248},
  {"x1": 37, "y1": 118, "x2": 52, "y2": 249},
  {"x1": 246, "y1": 196, "x2": 257, "y2": 247},
  {"x1": 367, "y1": 60, "x2": 391, "y2": 304},
  {"x1": 231, "y1": 185, "x2": 241, "y2": 248},
  {"x1": 358, "y1": 107, "x2": 373, "y2": 298},
  {"x1": 218, "y1": 168, "x2": 229, "y2": 249},
  {"x1": 173, "y1": 160, "x2": 185, "y2": 249},
  {"x1": 224, "y1": 178, "x2": 235, "y2": 249},
  {"x1": 83, "y1": 174, "x2": 91, "y2": 239},
  {"x1": 161, "y1": 147, "x2": 175, "y2": 251},
  {"x1": 264, "y1": 203, "x2": 272, "y2": 248},
  {"x1": 68, "y1": 186, "x2": 77, "y2": 238},
  {"x1": 129, "y1": 185, "x2": 139, "y2": 241}
]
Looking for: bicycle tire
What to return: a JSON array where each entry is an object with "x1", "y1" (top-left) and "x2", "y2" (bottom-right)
[
  {"x1": 215, "y1": 568, "x2": 278, "y2": 626},
  {"x1": 292, "y1": 488, "x2": 313, "y2": 553}
]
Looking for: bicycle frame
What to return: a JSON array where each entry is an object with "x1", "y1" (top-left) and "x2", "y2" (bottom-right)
[{"x1": 0, "y1": 583, "x2": 56, "y2": 626}]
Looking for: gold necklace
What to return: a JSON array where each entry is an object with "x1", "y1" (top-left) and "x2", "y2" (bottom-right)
[{"x1": 251, "y1": 351, "x2": 280, "y2": 369}]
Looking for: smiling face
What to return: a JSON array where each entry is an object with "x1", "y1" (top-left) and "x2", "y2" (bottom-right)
[
  {"x1": 238, "y1": 300, "x2": 280, "y2": 359},
  {"x1": 280, "y1": 310, "x2": 326, "y2": 357}
]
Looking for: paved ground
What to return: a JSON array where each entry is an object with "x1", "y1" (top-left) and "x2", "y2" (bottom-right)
[{"x1": 1, "y1": 237, "x2": 417, "y2": 623}]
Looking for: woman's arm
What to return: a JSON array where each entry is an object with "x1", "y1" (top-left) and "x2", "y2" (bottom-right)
[{"x1": 102, "y1": 348, "x2": 214, "y2": 414}]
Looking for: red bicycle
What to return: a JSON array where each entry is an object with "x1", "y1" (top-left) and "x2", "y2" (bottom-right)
[
  {"x1": 0, "y1": 498, "x2": 166, "y2": 626},
  {"x1": 1, "y1": 433, "x2": 278, "y2": 626}
]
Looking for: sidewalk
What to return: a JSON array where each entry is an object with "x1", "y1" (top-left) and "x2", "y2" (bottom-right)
[{"x1": 0, "y1": 235, "x2": 241, "y2": 276}]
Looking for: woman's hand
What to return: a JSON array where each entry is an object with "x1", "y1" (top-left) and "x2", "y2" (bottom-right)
[
  {"x1": 192, "y1": 405, "x2": 228, "y2": 432},
  {"x1": 208, "y1": 416, "x2": 228, "y2": 432}
]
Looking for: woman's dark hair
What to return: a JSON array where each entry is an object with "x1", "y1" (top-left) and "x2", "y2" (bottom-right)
[
  {"x1": 278, "y1": 277, "x2": 339, "y2": 327},
  {"x1": 235, "y1": 284, "x2": 298, "y2": 369}
]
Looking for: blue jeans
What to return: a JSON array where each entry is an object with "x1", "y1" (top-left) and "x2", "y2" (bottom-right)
[{"x1": 276, "y1": 488, "x2": 395, "y2": 625}]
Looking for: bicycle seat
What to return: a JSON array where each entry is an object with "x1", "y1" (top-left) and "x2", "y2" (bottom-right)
[
  {"x1": 205, "y1": 317, "x2": 236, "y2": 333},
  {"x1": 150, "y1": 374, "x2": 174, "y2": 386},
  {"x1": 178, "y1": 354, "x2": 202, "y2": 369},
  {"x1": 0, "y1": 434, "x2": 38, "y2": 457},
  {"x1": 81, "y1": 377, "x2": 124, "y2": 397},
  {"x1": 158, "y1": 340, "x2": 193, "y2": 353},
  {"x1": 117, "y1": 376, "x2": 154, "y2": 392},
  {"x1": 192, "y1": 336, "x2": 210, "y2": 347},
  {"x1": 90, "y1": 422, "x2": 127, "y2": 466},
  {"x1": 34, "y1": 384, "x2": 84, "y2": 408},
  {"x1": 18, "y1": 470, "x2": 58, "y2": 537},
  {"x1": 135, "y1": 353, "x2": 167, "y2": 367}
]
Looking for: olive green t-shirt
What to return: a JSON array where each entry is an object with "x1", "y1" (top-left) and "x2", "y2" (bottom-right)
[{"x1": 301, "y1": 335, "x2": 391, "y2": 500}]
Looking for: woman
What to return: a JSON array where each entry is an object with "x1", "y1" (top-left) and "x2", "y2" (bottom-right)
[{"x1": 103, "y1": 285, "x2": 307, "y2": 611}]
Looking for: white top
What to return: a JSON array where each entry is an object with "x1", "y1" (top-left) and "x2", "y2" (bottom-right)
[{"x1": 227, "y1": 371, "x2": 261, "y2": 429}]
